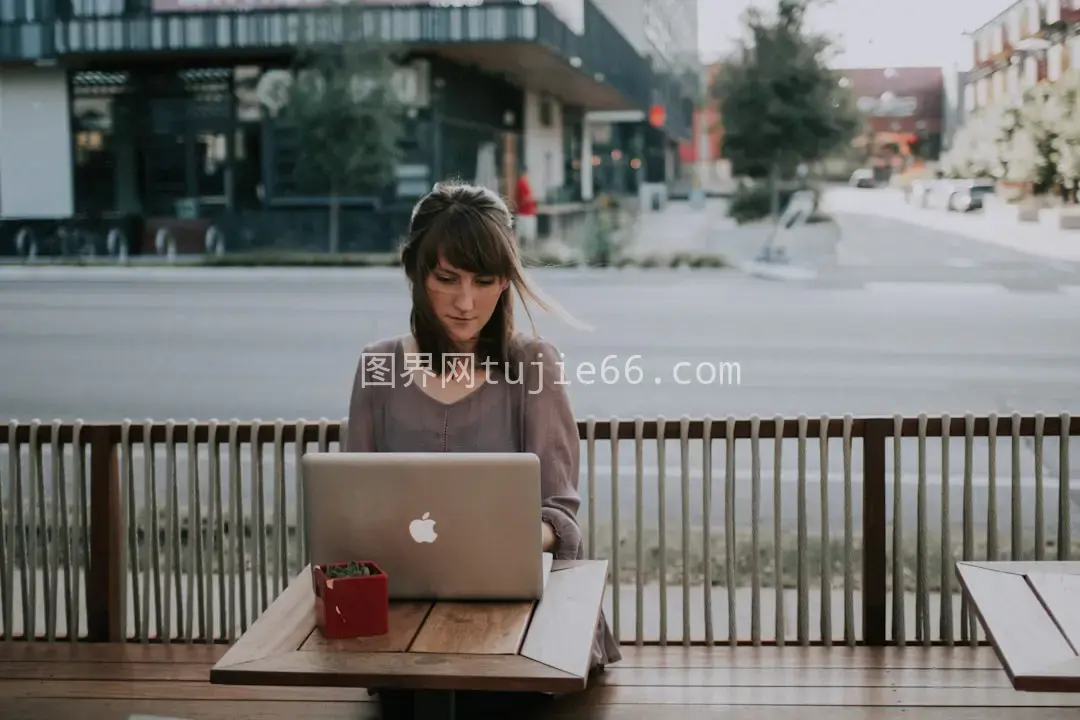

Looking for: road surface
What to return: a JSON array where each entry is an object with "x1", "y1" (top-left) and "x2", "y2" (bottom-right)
[{"x1": 2, "y1": 194, "x2": 1078, "y2": 535}]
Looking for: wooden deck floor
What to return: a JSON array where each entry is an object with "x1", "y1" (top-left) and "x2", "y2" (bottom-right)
[{"x1": 1, "y1": 642, "x2": 1079, "y2": 719}]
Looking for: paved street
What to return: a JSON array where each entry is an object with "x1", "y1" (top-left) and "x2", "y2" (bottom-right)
[{"x1": 2, "y1": 193, "x2": 1079, "y2": 536}]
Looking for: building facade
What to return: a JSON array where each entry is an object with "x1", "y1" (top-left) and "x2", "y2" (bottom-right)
[
  {"x1": 0, "y1": 0, "x2": 696, "y2": 255},
  {"x1": 964, "y1": 0, "x2": 1080, "y2": 114},
  {"x1": 835, "y1": 66, "x2": 945, "y2": 177},
  {"x1": 582, "y1": 0, "x2": 700, "y2": 199}
]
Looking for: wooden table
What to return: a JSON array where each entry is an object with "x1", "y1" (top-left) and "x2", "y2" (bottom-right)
[
  {"x1": 210, "y1": 558, "x2": 609, "y2": 719},
  {"x1": 956, "y1": 560, "x2": 1080, "y2": 692}
]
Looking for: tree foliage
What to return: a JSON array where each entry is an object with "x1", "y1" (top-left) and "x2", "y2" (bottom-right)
[
  {"x1": 278, "y1": 39, "x2": 406, "y2": 251},
  {"x1": 709, "y1": 0, "x2": 861, "y2": 180}
]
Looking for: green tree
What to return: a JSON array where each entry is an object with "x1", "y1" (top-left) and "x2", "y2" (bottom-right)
[
  {"x1": 710, "y1": 0, "x2": 860, "y2": 221},
  {"x1": 278, "y1": 40, "x2": 406, "y2": 252}
]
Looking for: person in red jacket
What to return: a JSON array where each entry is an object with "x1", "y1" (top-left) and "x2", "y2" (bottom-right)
[{"x1": 515, "y1": 167, "x2": 538, "y2": 249}]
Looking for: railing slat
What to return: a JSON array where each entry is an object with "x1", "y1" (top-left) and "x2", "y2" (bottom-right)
[
  {"x1": 842, "y1": 414, "x2": 854, "y2": 647},
  {"x1": 748, "y1": 416, "x2": 759, "y2": 647},
  {"x1": 209, "y1": 419, "x2": 225, "y2": 643},
  {"x1": 962, "y1": 413, "x2": 977, "y2": 646},
  {"x1": 119, "y1": 420, "x2": 135, "y2": 642},
  {"x1": 1, "y1": 423, "x2": 12, "y2": 641},
  {"x1": 891, "y1": 414, "x2": 904, "y2": 646},
  {"x1": 1034, "y1": 413, "x2": 1045, "y2": 561},
  {"x1": 939, "y1": 413, "x2": 953, "y2": 646},
  {"x1": 916, "y1": 413, "x2": 929, "y2": 647},
  {"x1": 585, "y1": 418, "x2": 596, "y2": 560},
  {"x1": 656, "y1": 416, "x2": 667, "y2": 646},
  {"x1": 228, "y1": 420, "x2": 243, "y2": 640},
  {"x1": 679, "y1": 416, "x2": 690, "y2": 647},
  {"x1": 163, "y1": 421, "x2": 177, "y2": 643},
  {"x1": 772, "y1": 414, "x2": 785, "y2": 648},
  {"x1": 1059, "y1": 412, "x2": 1071, "y2": 561},
  {"x1": 272, "y1": 420, "x2": 286, "y2": 602},
  {"x1": 796, "y1": 414, "x2": 808, "y2": 645},
  {"x1": 987, "y1": 413, "x2": 998, "y2": 564},
  {"x1": 633, "y1": 418, "x2": 644, "y2": 648},
  {"x1": 609, "y1": 417, "x2": 620, "y2": 644},
  {"x1": 819, "y1": 416, "x2": 831, "y2": 646},
  {"x1": 28, "y1": 420, "x2": 42, "y2": 642},
  {"x1": 724, "y1": 416, "x2": 735, "y2": 647}
]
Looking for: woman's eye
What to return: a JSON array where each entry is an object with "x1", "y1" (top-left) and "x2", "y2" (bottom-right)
[
  {"x1": 436, "y1": 274, "x2": 456, "y2": 283},
  {"x1": 475, "y1": 277, "x2": 495, "y2": 286}
]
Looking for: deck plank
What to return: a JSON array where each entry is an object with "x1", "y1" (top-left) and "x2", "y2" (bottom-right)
[
  {"x1": 2, "y1": 644, "x2": 1079, "y2": 719},
  {"x1": 3, "y1": 700, "x2": 1079, "y2": 720},
  {"x1": 0, "y1": 679, "x2": 373, "y2": 702},
  {"x1": 594, "y1": 666, "x2": 1013, "y2": 688},
  {"x1": 550, "y1": 684, "x2": 1080, "y2": 706},
  {"x1": 0, "y1": 698, "x2": 375, "y2": 720},
  {"x1": 611, "y1": 646, "x2": 1011, "y2": 669},
  {"x1": 0, "y1": 643, "x2": 228, "y2": 664}
]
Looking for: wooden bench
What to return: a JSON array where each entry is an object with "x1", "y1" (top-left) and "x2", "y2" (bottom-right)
[
  {"x1": 956, "y1": 560, "x2": 1080, "y2": 693},
  {"x1": 209, "y1": 559, "x2": 608, "y2": 719}
]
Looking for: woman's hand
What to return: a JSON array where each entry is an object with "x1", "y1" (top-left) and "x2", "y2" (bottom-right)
[{"x1": 541, "y1": 520, "x2": 556, "y2": 553}]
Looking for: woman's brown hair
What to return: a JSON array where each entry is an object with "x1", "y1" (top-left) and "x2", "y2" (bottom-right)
[{"x1": 399, "y1": 179, "x2": 584, "y2": 378}]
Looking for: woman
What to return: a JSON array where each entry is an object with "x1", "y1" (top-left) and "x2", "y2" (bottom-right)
[{"x1": 345, "y1": 180, "x2": 620, "y2": 714}]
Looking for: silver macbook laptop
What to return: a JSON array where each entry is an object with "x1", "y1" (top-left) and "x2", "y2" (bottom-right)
[{"x1": 302, "y1": 452, "x2": 553, "y2": 601}]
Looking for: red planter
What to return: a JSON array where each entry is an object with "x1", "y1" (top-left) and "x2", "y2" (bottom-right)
[{"x1": 312, "y1": 561, "x2": 389, "y2": 639}]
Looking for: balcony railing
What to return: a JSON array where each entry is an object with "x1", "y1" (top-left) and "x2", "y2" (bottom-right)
[
  {"x1": 0, "y1": 1, "x2": 653, "y2": 115},
  {"x1": 0, "y1": 413, "x2": 1074, "y2": 647}
]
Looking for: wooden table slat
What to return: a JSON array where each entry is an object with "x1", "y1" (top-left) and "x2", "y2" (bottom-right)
[
  {"x1": 409, "y1": 601, "x2": 535, "y2": 655},
  {"x1": 1026, "y1": 573, "x2": 1080, "y2": 653},
  {"x1": 956, "y1": 561, "x2": 1080, "y2": 693},
  {"x1": 520, "y1": 560, "x2": 608, "y2": 679},
  {"x1": 214, "y1": 566, "x2": 315, "y2": 670},
  {"x1": 300, "y1": 602, "x2": 432, "y2": 653},
  {"x1": 966, "y1": 562, "x2": 1080, "y2": 577},
  {"x1": 221, "y1": 650, "x2": 581, "y2": 693}
]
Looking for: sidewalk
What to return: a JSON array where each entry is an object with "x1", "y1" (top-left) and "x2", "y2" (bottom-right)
[{"x1": 823, "y1": 188, "x2": 1080, "y2": 264}]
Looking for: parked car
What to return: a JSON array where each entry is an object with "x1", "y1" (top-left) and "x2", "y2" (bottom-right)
[
  {"x1": 922, "y1": 178, "x2": 995, "y2": 212},
  {"x1": 946, "y1": 179, "x2": 995, "y2": 212},
  {"x1": 848, "y1": 168, "x2": 876, "y2": 188}
]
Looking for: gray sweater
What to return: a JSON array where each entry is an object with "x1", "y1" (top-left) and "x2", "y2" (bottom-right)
[{"x1": 346, "y1": 332, "x2": 621, "y2": 668}]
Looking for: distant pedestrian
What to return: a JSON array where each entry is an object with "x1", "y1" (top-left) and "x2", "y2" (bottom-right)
[{"x1": 515, "y1": 166, "x2": 538, "y2": 249}]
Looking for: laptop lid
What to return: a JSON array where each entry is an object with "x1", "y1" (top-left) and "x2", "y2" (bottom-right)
[{"x1": 302, "y1": 452, "x2": 546, "y2": 600}]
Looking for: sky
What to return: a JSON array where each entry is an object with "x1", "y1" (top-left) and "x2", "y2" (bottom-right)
[{"x1": 698, "y1": 0, "x2": 1017, "y2": 70}]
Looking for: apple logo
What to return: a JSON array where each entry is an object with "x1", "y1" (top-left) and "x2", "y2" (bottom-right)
[{"x1": 409, "y1": 512, "x2": 437, "y2": 543}]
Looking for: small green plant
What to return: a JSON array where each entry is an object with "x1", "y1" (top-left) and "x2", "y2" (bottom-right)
[{"x1": 323, "y1": 561, "x2": 379, "y2": 578}]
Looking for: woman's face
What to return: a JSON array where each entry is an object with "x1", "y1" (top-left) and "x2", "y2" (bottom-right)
[{"x1": 424, "y1": 254, "x2": 509, "y2": 349}]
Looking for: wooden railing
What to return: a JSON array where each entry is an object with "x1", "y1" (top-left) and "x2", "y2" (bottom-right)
[{"x1": 0, "y1": 413, "x2": 1075, "y2": 646}]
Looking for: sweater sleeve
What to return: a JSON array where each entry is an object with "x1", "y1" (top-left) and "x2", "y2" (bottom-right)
[{"x1": 523, "y1": 339, "x2": 583, "y2": 560}]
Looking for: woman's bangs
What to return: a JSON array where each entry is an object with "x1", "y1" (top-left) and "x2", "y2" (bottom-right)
[{"x1": 420, "y1": 205, "x2": 514, "y2": 278}]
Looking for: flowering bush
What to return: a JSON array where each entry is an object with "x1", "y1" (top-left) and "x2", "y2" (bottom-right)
[{"x1": 944, "y1": 69, "x2": 1080, "y2": 201}]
